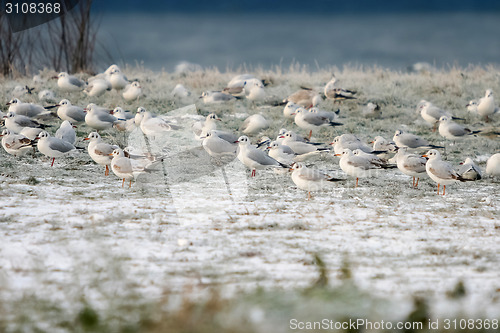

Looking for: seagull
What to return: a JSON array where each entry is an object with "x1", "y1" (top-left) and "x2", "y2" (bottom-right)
[
  {"x1": 109, "y1": 68, "x2": 129, "y2": 90},
  {"x1": 139, "y1": 110, "x2": 173, "y2": 137},
  {"x1": 293, "y1": 107, "x2": 342, "y2": 139},
  {"x1": 335, "y1": 148, "x2": 390, "y2": 187},
  {"x1": 55, "y1": 120, "x2": 77, "y2": 145},
  {"x1": 240, "y1": 114, "x2": 269, "y2": 135},
  {"x1": 283, "y1": 102, "x2": 301, "y2": 119},
  {"x1": 123, "y1": 81, "x2": 142, "y2": 102},
  {"x1": 268, "y1": 141, "x2": 296, "y2": 165},
  {"x1": 202, "y1": 130, "x2": 238, "y2": 159},
  {"x1": 1, "y1": 129, "x2": 34, "y2": 156},
  {"x1": 393, "y1": 130, "x2": 443, "y2": 149},
  {"x1": 19, "y1": 127, "x2": 43, "y2": 140},
  {"x1": 38, "y1": 89, "x2": 57, "y2": 103},
  {"x1": 223, "y1": 74, "x2": 259, "y2": 96},
  {"x1": 486, "y1": 153, "x2": 500, "y2": 177},
  {"x1": 283, "y1": 89, "x2": 322, "y2": 108},
  {"x1": 280, "y1": 131, "x2": 329, "y2": 159},
  {"x1": 110, "y1": 148, "x2": 156, "y2": 187},
  {"x1": 84, "y1": 132, "x2": 119, "y2": 176},
  {"x1": 4, "y1": 111, "x2": 46, "y2": 133},
  {"x1": 192, "y1": 113, "x2": 220, "y2": 140},
  {"x1": 244, "y1": 80, "x2": 266, "y2": 102},
  {"x1": 477, "y1": 89, "x2": 497, "y2": 121},
  {"x1": 7, "y1": 98, "x2": 51, "y2": 119},
  {"x1": 371, "y1": 136, "x2": 397, "y2": 156},
  {"x1": 56, "y1": 99, "x2": 86, "y2": 124},
  {"x1": 171, "y1": 83, "x2": 191, "y2": 99},
  {"x1": 394, "y1": 147, "x2": 427, "y2": 188},
  {"x1": 11, "y1": 85, "x2": 34, "y2": 98},
  {"x1": 84, "y1": 77, "x2": 111, "y2": 97},
  {"x1": 237, "y1": 136, "x2": 287, "y2": 177},
  {"x1": 458, "y1": 157, "x2": 482, "y2": 181},
  {"x1": 422, "y1": 149, "x2": 466, "y2": 195},
  {"x1": 324, "y1": 76, "x2": 356, "y2": 102},
  {"x1": 330, "y1": 134, "x2": 374, "y2": 155},
  {"x1": 419, "y1": 100, "x2": 463, "y2": 131},
  {"x1": 438, "y1": 116, "x2": 480, "y2": 140},
  {"x1": 85, "y1": 104, "x2": 117, "y2": 131},
  {"x1": 290, "y1": 162, "x2": 343, "y2": 200},
  {"x1": 54, "y1": 72, "x2": 86, "y2": 92},
  {"x1": 201, "y1": 91, "x2": 237, "y2": 104},
  {"x1": 308, "y1": 107, "x2": 340, "y2": 122},
  {"x1": 36, "y1": 130, "x2": 76, "y2": 166},
  {"x1": 362, "y1": 102, "x2": 381, "y2": 118},
  {"x1": 112, "y1": 107, "x2": 136, "y2": 132},
  {"x1": 466, "y1": 100, "x2": 478, "y2": 113}
]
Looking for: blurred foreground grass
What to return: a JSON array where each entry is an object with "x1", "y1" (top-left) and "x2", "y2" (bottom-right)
[{"x1": 0, "y1": 256, "x2": 497, "y2": 333}]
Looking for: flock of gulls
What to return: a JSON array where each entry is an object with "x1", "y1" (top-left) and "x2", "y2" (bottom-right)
[{"x1": 1, "y1": 64, "x2": 500, "y2": 198}]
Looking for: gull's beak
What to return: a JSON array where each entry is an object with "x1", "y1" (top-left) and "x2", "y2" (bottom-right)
[
  {"x1": 290, "y1": 112, "x2": 296, "y2": 115},
  {"x1": 459, "y1": 162, "x2": 464, "y2": 165},
  {"x1": 6, "y1": 102, "x2": 11, "y2": 105},
  {"x1": 369, "y1": 140, "x2": 374, "y2": 144},
  {"x1": 465, "y1": 103, "x2": 470, "y2": 107},
  {"x1": 108, "y1": 153, "x2": 113, "y2": 156},
  {"x1": 51, "y1": 76, "x2": 58, "y2": 79},
  {"x1": 278, "y1": 135, "x2": 285, "y2": 139},
  {"x1": 72, "y1": 125, "x2": 77, "y2": 128},
  {"x1": 83, "y1": 138, "x2": 90, "y2": 141},
  {"x1": 234, "y1": 140, "x2": 239, "y2": 143},
  {"x1": 329, "y1": 142, "x2": 334, "y2": 145},
  {"x1": 334, "y1": 153, "x2": 341, "y2": 156},
  {"x1": 422, "y1": 154, "x2": 428, "y2": 158},
  {"x1": 216, "y1": 118, "x2": 221, "y2": 121},
  {"x1": 55, "y1": 104, "x2": 60, "y2": 107}
]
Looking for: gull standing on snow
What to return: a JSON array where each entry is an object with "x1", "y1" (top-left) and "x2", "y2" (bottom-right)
[
  {"x1": 280, "y1": 131, "x2": 329, "y2": 159},
  {"x1": 486, "y1": 153, "x2": 500, "y2": 177},
  {"x1": 84, "y1": 132, "x2": 119, "y2": 176},
  {"x1": 394, "y1": 147, "x2": 427, "y2": 188},
  {"x1": 85, "y1": 77, "x2": 111, "y2": 97},
  {"x1": 110, "y1": 148, "x2": 156, "y2": 187},
  {"x1": 422, "y1": 149, "x2": 465, "y2": 195},
  {"x1": 419, "y1": 100, "x2": 462, "y2": 131},
  {"x1": 123, "y1": 81, "x2": 142, "y2": 102},
  {"x1": 393, "y1": 130, "x2": 443, "y2": 149},
  {"x1": 458, "y1": 157, "x2": 482, "y2": 181},
  {"x1": 192, "y1": 113, "x2": 221, "y2": 141},
  {"x1": 237, "y1": 136, "x2": 287, "y2": 177},
  {"x1": 201, "y1": 91, "x2": 238, "y2": 104},
  {"x1": 38, "y1": 89, "x2": 57, "y2": 103},
  {"x1": 112, "y1": 107, "x2": 136, "y2": 132},
  {"x1": 4, "y1": 112, "x2": 46, "y2": 133},
  {"x1": 324, "y1": 76, "x2": 356, "y2": 102},
  {"x1": 438, "y1": 116, "x2": 479, "y2": 140},
  {"x1": 109, "y1": 68, "x2": 129, "y2": 90},
  {"x1": 330, "y1": 134, "x2": 374, "y2": 155},
  {"x1": 240, "y1": 114, "x2": 269, "y2": 135},
  {"x1": 335, "y1": 148, "x2": 389, "y2": 187},
  {"x1": 290, "y1": 162, "x2": 343, "y2": 200},
  {"x1": 55, "y1": 120, "x2": 77, "y2": 145},
  {"x1": 284, "y1": 89, "x2": 322, "y2": 109},
  {"x1": 139, "y1": 110, "x2": 173, "y2": 137},
  {"x1": 477, "y1": 89, "x2": 498, "y2": 121},
  {"x1": 85, "y1": 104, "x2": 117, "y2": 131},
  {"x1": 54, "y1": 72, "x2": 86, "y2": 92},
  {"x1": 7, "y1": 98, "x2": 51, "y2": 119},
  {"x1": 294, "y1": 107, "x2": 342, "y2": 139},
  {"x1": 1, "y1": 129, "x2": 34, "y2": 156},
  {"x1": 56, "y1": 99, "x2": 86, "y2": 124},
  {"x1": 36, "y1": 130, "x2": 76, "y2": 167},
  {"x1": 202, "y1": 130, "x2": 238, "y2": 159},
  {"x1": 283, "y1": 101, "x2": 301, "y2": 119}
]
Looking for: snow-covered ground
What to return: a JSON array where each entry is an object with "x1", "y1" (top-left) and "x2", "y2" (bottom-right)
[{"x1": 0, "y1": 66, "x2": 499, "y2": 329}]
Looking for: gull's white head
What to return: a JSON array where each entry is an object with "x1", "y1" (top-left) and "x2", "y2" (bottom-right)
[
  {"x1": 7, "y1": 98, "x2": 20, "y2": 105},
  {"x1": 111, "y1": 148, "x2": 125, "y2": 158},
  {"x1": 57, "y1": 72, "x2": 68, "y2": 78},
  {"x1": 423, "y1": 149, "x2": 441, "y2": 159},
  {"x1": 37, "y1": 131, "x2": 50, "y2": 139},
  {"x1": 439, "y1": 115, "x2": 450, "y2": 122},
  {"x1": 206, "y1": 113, "x2": 220, "y2": 122},
  {"x1": 291, "y1": 162, "x2": 305, "y2": 171},
  {"x1": 137, "y1": 107, "x2": 146, "y2": 114},
  {"x1": 58, "y1": 99, "x2": 70, "y2": 106},
  {"x1": 237, "y1": 135, "x2": 250, "y2": 145},
  {"x1": 486, "y1": 89, "x2": 493, "y2": 98},
  {"x1": 85, "y1": 132, "x2": 101, "y2": 141},
  {"x1": 394, "y1": 130, "x2": 404, "y2": 137},
  {"x1": 5, "y1": 111, "x2": 16, "y2": 118}
]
